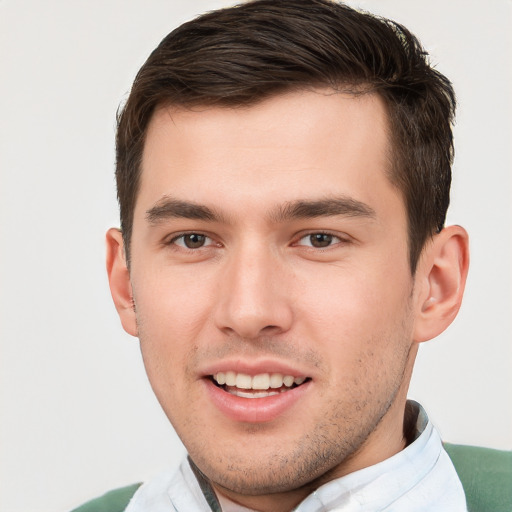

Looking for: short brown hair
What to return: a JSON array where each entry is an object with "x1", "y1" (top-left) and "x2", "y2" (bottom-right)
[{"x1": 116, "y1": 0, "x2": 455, "y2": 272}]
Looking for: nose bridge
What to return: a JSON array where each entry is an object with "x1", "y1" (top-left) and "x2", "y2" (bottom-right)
[{"x1": 215, "y1": 238, "x2": 292, "y2": 338}]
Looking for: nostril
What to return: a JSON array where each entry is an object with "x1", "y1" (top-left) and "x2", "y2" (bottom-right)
[{"x1": 260, "y1": 324, "x2": 283, "y2": 335}]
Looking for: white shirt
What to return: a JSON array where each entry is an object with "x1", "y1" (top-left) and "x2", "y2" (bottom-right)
[{"x1": 125, "y1": 402, "x2": 467, "y2": 511}]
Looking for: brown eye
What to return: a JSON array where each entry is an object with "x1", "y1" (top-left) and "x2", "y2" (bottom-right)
[
  {"x1": 173, "y1": 233, "x2": 210, "y2": 249},
  {"x1": 183, "y1": 234, "x2": 206, "y2": 248},
  {"x1": 309, "y1": 233, "x2": 333, "y2": 248}
]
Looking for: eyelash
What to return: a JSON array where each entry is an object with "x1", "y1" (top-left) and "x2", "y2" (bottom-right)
[
  {"x1": 294, "y1": 231, "x2": 349, "y2": 249},
  {"x1": 166, "y1": 232, "x2": 218, "y2": 250},
  {"x1": 165, "y1": 230, "x2": 350, "y2": 251}
]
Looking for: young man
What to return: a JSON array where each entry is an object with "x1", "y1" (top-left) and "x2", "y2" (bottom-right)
[{"x1": 103, "y1": 1, "x2": 470, "y2": 510}]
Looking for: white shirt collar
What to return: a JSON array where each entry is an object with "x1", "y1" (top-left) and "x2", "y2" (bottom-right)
[{"x1": 126, "y1": 401, "x2": 467, "y2": 512}]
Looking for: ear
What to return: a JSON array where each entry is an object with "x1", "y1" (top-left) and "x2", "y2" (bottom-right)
[
  {"x1": 413, "y1": 225, "x2": 469, "y2": 343},
  {"x1": 106, "y1": 228, "x2": 138, "y2": 337}
]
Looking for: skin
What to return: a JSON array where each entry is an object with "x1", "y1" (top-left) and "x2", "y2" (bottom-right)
[{"x1": 107, "y1": 89, "x2": 469, "y2": 512}]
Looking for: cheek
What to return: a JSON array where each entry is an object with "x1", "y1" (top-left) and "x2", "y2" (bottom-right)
[
  {"x1": 294, "y1": 261, "x2": 413, "y2": 360},
  {"x1": 134, "y1": 281, "x2": 206, "y2": 430},
  {"x1": 130, "y1": 270, "x2": 214, "y2": 406},
  {"x1": 297, "y1": 261, "x2": 404, "y2": 317},
  {"x1": 133, "y1": 266, "x2": 214, "y2": 340}
]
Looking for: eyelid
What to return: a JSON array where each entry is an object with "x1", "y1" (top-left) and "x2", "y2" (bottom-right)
[
  {"x1": 293, "y1": 230, "x2": 351, "y2": 248},
  {"x1": 165, "y1": 231, "x2": 220, "y2": 249},
  {"x1": 162, "y1": 229, "x2": 351, "y2": 250}
]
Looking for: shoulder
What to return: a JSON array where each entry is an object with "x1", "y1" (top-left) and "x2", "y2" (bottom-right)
[
  {"x1": 444, "y1": 442, "x2": 512, "y2": 512},
  {"x1": 70, "y1": 483, "x2": 142, "y2": 512}
]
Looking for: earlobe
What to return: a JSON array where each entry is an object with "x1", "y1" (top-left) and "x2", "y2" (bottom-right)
[
  {"x1": 105, "y1": 228, "x2": 138, "y2": 337},
  {"x1": 413, "y1": 225, "x2": 469, "y2": 343}
]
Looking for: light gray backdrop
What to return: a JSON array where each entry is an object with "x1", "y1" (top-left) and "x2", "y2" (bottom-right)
[{"x1": 1, "y1": 1, "x2": 510, "y2": 511}]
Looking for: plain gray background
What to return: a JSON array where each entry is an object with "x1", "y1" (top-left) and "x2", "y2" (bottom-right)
[{"x1": 1, "y1": 1, "x2": 511, "y2": 511}]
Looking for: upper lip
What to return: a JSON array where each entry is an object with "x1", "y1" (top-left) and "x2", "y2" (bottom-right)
[{"x1": 199, "y1": 358, "x2": 311, "y2": 379}]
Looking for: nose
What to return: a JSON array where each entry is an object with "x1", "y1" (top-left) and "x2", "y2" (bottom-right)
[{"x1": 214, "y1": 243, "x2": 294, "y2": 339}]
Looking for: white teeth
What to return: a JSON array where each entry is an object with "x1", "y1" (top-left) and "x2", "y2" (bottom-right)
[
  {"x1": 235, "y1": 373, "x2": 252, "y2": 389},
  {"x1": 213, "y1": 372, "x2": 307, "y2": 391},
  {"x1": 269, "y1": 373, "x2": 284, "y2": 388},
  {"x1": 232, "y1": 389, "x2": 280, "y2": 399},
  {"x1": 252, "y1": 373, "x2": 270, "y2": 390},
  {"x1": 283, "y1": 375, "x2": 294, "y2": 387},
  {"x1": 225, "y1": 371, "x2": 236, "y2": 386}
]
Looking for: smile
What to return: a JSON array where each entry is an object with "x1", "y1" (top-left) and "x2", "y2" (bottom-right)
[
  {"x1": 205, "y1": 369, "x2": 312, "y2": 422},
  {"x1": 211, "y1": 372, "x2": 308, "y2": 399}
]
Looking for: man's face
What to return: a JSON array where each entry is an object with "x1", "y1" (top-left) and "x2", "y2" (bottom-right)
[{"x1": 126, "y1": 90, "x2": 422, "y2": 504}]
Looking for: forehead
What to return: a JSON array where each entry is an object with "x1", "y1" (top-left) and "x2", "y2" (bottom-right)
[{"x1": 136, "y1": 89, "x2": 398, "y2": 222}]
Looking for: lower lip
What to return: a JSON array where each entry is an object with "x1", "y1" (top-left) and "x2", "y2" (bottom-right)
[{"x1": 203, "y1": 378, "x2": 311, "y2": 423}]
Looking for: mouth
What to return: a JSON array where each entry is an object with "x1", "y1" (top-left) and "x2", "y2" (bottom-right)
[{"x1": 210, "y1": 371, "x2": 309, "y2": 399}]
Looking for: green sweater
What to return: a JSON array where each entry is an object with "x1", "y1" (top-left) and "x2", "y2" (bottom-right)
[{"x1": 71, "y1": 444, "x2": 512, "y2": 512}]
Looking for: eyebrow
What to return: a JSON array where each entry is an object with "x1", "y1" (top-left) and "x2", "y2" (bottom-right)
[
  {"x1": 146, "y1": 197, "x2": 226, "y2": 224},
  {"x1": 269, "y1": 197, "x2": 376, "y2": 222},
  {"x1": 145, "y1": 195, "x2": 376, "y2": 226}
]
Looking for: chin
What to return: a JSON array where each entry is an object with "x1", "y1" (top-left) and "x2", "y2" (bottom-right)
[{"x1": 190, "y1": 437, "x2": 355, "y2": 497}]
